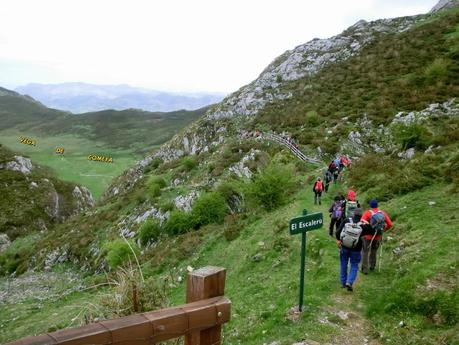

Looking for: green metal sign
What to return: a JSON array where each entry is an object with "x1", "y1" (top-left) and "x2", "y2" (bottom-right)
[
  {"x1": 290, "y1": 209, "x2": 323, "y2": 312},
  {"x1": 289, "y1": 212, "x2": 323, "y2": 235}
]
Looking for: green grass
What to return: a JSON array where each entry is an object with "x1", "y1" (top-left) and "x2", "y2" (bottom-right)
[{"x1": 0, "y1": 130, "x2": 140, "y2": 199}]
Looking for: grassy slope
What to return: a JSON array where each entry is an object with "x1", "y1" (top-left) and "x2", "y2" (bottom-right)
[
  {"x1": 0, "y1": 131, "x2": 139, "y2": 199},
  {"x1": 2, "y1": 178, "x2": 457, "y2": 345},
  {"x1": 0, "y1": 91, "x2": 208, "y2": 198}
]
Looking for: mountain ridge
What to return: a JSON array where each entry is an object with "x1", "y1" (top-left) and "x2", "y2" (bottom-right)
[{"x1": 15, "y1": 82, "x2": 225, "y2": 113}]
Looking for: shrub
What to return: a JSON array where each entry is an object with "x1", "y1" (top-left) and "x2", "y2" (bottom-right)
[
  {"x1": 425, "y1": 58, "x2": 449, "y2": 82},
  {"x1": 392, "y1": 123, "x2": 432, "y2": 150},
  {"x1": 181, "y1": 156, "x2": 198, "y2": 171},
  {"x1": 216, "y1": 180, "x2": 244, "y2": 213},
  {"x1": 305, "y1": 110, "x2": 320, "y2": 126},
  {"x1": 148, "y1": 176, "x2": 167, "y2": 188},
  {"x1": 163, "y1": 210, "x2": 197, "y2": 236},
  {"x1": 146, "y1": 176, "x2": 166, "y2": 198},
  {"x1": 104, "y1": 239, "x2": 140, "y2": 270},
  {"x1": 248, "y1": 162, "x2": 296, "y2": 210},
  {"x1": 192, "y1": 192, "x2": 227, "y2": 226},
  {"x1": 347, "y1": 153, "x2": 440, "y2": 201},
  {"x1": 0, "y1": 234, "x2": 38, "y2": 274},
  {"x1": 148, "y1": 183, "x2": 161, "y2": 198},
  {"x1": 138, "y1": 219, "x2": 161, "y2": 246},
  {"x1": 159, "y1": 200, "x2": 176, "y2": 212}
]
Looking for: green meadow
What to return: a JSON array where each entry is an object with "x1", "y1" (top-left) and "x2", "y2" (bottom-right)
[{"x1": 0, "y1": 130, "x2": 143, "y2": 199}]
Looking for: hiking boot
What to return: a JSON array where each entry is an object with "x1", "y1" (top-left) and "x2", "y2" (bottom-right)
[
  {"x1": 345, "y1": 283, "x2": 353, "y2": 292},
  {"x1": 361, "y1": 269, "x2": 368, "y2": 275}
]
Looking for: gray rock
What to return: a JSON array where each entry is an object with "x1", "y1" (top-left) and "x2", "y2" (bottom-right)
[
  {"x1": 174, "y1": 191, "x2": 199, "y2": 212},
  {"x1": 0, "y1": 155, "x2": 33, "y2": 174},
  {"x1": 0, "y1": 233, "x2": 11, "y2": 252},
  {"x1": 398, "y1": 148, "x2": 415, "y2": 160},
  {"x1": 430, "y1": 0, "x2": 459, "y2": 12}
]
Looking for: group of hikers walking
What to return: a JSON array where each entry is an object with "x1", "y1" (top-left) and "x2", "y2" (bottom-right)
[
  {"x1": 312, "y1": 155, "x2": 351, "y2": 205},
  {"x1": 312, "y1": 155, "x2": 393, "y2": 292}
]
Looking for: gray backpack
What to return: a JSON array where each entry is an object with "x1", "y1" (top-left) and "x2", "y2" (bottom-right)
[{"x1": 340, "y1": 219, "x2": 363, "y2": 249}]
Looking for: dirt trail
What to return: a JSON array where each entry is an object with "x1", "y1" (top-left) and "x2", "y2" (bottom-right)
[{"x1": 325, "y1": 290, "x2": 381, "y2": 345}]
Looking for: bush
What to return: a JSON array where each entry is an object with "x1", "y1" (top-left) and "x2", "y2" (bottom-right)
[
  {"x1": 0, "y1": 234, "x2": 37, "y2": 274},
  {"x1": 138, "y1": 219, "x2": 161, "y2": 246},
  {"x1": 192, "y1": 192, "x2": 227, "y2": 226},
  {"x1": 248, "y1": 162, "x2": 296, "y2": 210},
  {"x1": 181, "y1": 156, "x2": 198, "y2": 171},
  {"x1": 163, "y1": 210, "x2": 197, "y2": 236},
  {"x1": 146, "y1": 176, "x2": 166, "y2": 198},
  {"x1": 148, "y1": 176, "x2": 166, "y2": 188},
  {"x1": 425, "y1": 58, "x2": 449, "y2": 82},
  {"x1": 104, "y1": 239, "x2": 140, "y2": 270},
  {"x1": 305, "y1": 110, "x2": 320, "y2": 126},
  {"x1": 393, "y1": 123, "x2": 432, "y2": 150},
  {"x1": 347, "y1": 153, "x2": 440, "y2": 201}
]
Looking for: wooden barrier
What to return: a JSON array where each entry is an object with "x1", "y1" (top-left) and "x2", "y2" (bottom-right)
[{"x1": 6, "y1": 267, "x2": 230, "y2": 345}]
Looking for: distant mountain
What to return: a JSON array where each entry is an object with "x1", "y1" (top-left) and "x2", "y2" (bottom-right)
[{"x1": 15, "y1": 82, "x2": 226, "y2": 113}]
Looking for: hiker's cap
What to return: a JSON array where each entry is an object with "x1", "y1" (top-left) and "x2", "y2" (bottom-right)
[{"x1": 369, "y1": 199, "x2": 378, "y2": 208}]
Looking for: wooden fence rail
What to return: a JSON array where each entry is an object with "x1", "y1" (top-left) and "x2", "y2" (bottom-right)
[{"x1": 6, "y1": 266, "x2": 230, "y2": 345}]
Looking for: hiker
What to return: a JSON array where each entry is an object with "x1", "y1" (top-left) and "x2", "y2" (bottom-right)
[
  {"x1": 324, "y1": 170, "x2": 333, "y2": 192},
  {"x1": 342, "y1": 189, "x2": 360, "y2": 219},
  {"x1": 313, "y1": 177, "x2": 324, "y2": 205},
  {"x1": 328, "y1": 196, "x2": 343, "y2": 236},
  {"x1": 336, "y1": 208, "x2": 374, "y2": 291},
  {"x1": 332, "y1": 167, "x2": 340, "y2": 183},
  {"x1": 360, "y1": 199, "x2": 393, "y2": 274}
]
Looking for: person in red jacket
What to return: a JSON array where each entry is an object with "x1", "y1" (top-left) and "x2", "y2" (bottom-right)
[
  {"x1": 312, "y1": 177, "x2": 324, "y2": 205},
  {"x1": 359, "y1": 199, "x2": 393, "y2": 274}
]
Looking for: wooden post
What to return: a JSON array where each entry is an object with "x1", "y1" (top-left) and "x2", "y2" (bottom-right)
[{"x1": 185, "y1": 266, "x2": 226, "y2": 345}]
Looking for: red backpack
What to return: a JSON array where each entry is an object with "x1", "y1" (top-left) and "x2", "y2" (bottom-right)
[{"x1": 315, "y1": 181, "x2": 323, "y2": 192}]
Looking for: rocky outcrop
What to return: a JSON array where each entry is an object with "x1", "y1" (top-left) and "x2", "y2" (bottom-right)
[
  {"x1": 392, "y1": 99, "x2": 458, "y2": 125},
  {"x1": 174, "y1": 191, "x2": 199, "y2": 212},
  {"x1": 229, "y1": 149, "x2": 260, "y2": 179},
  {"x1": 72, "y1": 186, "x2": 95, "y2": 213},
  {"x1": 0, "y1": 155, "x2": 33, "y2": 174},
  {"x1": 0, "y1": 233, "x2": 11, "y2": 253},
  {"x1": 205, "y1": 16, "x2": 417, "y2": 121},
  {"x1": 431, "y1": 0, "x2": 459, "y2": 12}
]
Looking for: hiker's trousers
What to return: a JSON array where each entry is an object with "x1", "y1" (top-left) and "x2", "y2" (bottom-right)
[
  {"x1": 329, "y1": 217, "x2": 341, "y2": 236},
  {"x1": 339, "y1": 248, "x2": 361, "y2": 286},
  {"x1": 361, "y1": 238, "x2": 380, "y2": 273},
  {"x1": 314, "y1": 191, "x2": 322, "y2": 204}
]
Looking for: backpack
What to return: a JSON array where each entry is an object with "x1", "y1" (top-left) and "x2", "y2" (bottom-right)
[
  {"x1": 340, "y1": 219, "x2": 363, "y2": 249},
  {"x1": 346, "y1": 201, "x2": 358, "y2": 218},
  {"x1": 370, "y1": 210, "x2": 386, "y2": 235},
  {"x1": 315, "y1": 181, "x2": 323, "y2": 192},
  {"x1": 332, "y1": 201, "x2": 343, "y2": 219}
]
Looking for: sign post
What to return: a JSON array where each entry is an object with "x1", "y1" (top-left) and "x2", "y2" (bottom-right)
[{"x1": 289, "y1": 209, "x2": 323, "y2": 312}]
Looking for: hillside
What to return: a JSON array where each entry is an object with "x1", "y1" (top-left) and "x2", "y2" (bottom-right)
[
  {"x1": 0, "y1": 144, "x2": 94, "y2": 273},
  {"x1": 1, "y1": 2, "x2": 458, "y2": 345},
  {"x1": 15, "y1": 82, "x2": 225, "y2": 113}
]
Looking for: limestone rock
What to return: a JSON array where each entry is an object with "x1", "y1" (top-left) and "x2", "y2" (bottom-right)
[
  {"x1": 0, "y1": 233, "x2": 11, "y2": 253},
  {"x1": 398, "y1": 148, "x2": 415, "y2": 160},
  {"x1": 72, "y1": 186, "x2": 95, "y2": 213},
  {"x1": 174, "y1": 191, "x2": 199, "y2": 212},
  {"x1": 0, "y1": 155, "x2": 33, "y2": 174},
  {"x1": 430, "y1": 0, "x2": 459, "y2": 12}
]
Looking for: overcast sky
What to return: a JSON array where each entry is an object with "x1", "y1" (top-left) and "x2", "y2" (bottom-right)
[{"x1": 0, "y1": 0, "x2": 438, "y2": 93}]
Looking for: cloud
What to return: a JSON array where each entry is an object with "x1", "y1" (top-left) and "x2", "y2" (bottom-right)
[{"x1": 0, "y1": 0, "x2": 437, "y2": 92}]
